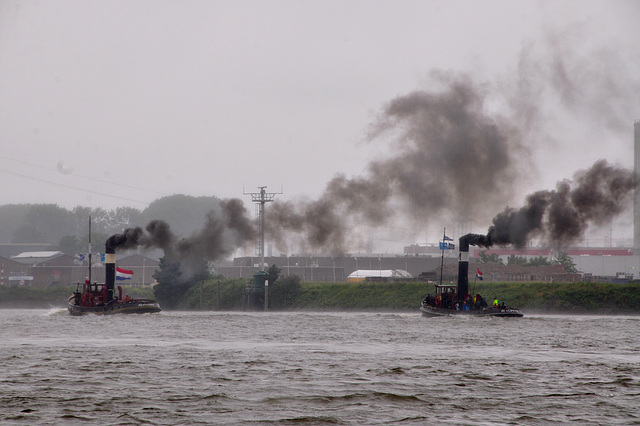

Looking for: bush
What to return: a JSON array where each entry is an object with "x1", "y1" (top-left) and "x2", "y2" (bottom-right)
[
  {"x1": 269, "y1": 275, "x2": 303, "y2": 309},
  {"x1": 179, "y1": 277, "x2": 245, "y2": 310}
]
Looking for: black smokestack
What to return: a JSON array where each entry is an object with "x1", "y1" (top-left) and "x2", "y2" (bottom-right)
[
  {"x1": 104, "y1": 243, "x2": 116, "y2": 302},
  {"x1": 105, "y1": 198, "x2": 255, "y2": 281},
  {"x1": 457, "y1": 237, "x2": 470, "y2": 299}
]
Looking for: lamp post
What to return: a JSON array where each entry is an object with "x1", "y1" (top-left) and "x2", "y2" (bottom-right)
[{"x1": 332, "y1": 257, "x2": 336, "y2": 282}]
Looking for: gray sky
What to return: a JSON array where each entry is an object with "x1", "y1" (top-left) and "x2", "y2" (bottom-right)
[{"x1": 1, "y1": 0, "x2": 639, "y2": 249}]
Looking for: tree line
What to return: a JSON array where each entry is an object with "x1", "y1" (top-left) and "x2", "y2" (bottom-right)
[
  {"x1": 0, "y1": 195, "x2": 224, "y2": 255},
  {"x1": 477, "y1": 250, "x2": 578, "y2": 273}
]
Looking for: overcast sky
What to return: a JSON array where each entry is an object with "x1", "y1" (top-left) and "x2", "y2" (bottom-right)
[{"x1": 1, "y1": 0, "x2": 639, "y2": 248}]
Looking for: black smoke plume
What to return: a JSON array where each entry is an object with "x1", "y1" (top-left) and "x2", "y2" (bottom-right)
[
  {"x1": 105, "y1": 198, "x2": 255, "y2": 278},
  {"x1": 267, "y1": 75, "x2": 526, "y2": 254},
  {"x1": 266, "y1": 22, "x2": 639, "y2": 256},
  {"x1": 462, "y1": 160, "x2": 637, "y2": 249}
]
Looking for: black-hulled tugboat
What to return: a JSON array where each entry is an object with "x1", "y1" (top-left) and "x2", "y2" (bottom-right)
[
  {"x1": 420, "y1": 284, "x2": 523, "y2": 317},
  {"x1": 420, "y1": 235, "x2": 523, "y2": 318},
  {"x1": 68, "y1": 223, "x2": 161, "y2": 316}
]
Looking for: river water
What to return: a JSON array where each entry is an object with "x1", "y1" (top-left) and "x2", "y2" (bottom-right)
[{"x1": 1, "y1": 309, "x2": 639, "y2": 425}]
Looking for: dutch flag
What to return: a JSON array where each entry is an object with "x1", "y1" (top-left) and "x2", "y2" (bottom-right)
[
  {"x1": 116, "y1": 267, "x2": 133, "y2": 281},
  {"x1": 476, "y1": 268, "x2": 483, "y2": 280}
]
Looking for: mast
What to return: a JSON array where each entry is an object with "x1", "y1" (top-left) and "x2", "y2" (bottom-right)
[
  {"x1": 439, "y1": 227, "x2": 446, "y2": 285},
  {"x1": 244, "y1": 186, "x2": 282, "y2": 271},
  {"x1": 88, "y1": 215, "x2": 92, "y2": 283}
]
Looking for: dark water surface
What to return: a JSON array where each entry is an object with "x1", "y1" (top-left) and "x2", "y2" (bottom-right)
[{"x1": 1, "y1": 309, "x2": 639, "y2": 425}]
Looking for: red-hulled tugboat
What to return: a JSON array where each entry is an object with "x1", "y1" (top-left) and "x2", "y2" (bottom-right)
[
  {"x1": 67, "y1": 222, "x2": 161, "y2": 316},
  {"x1": 68, "y1": 281, "x2": 161, "y2": 316}
]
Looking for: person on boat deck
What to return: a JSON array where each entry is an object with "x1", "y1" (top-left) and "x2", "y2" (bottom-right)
[
  {"x1": 464, "y1": 295, "x2": 473, "y2": 310},
  {"x1": 463, "y1": 301, "x2": 470, "y2": 311},
  {"x1": 476, "y1": 295, "x2": 488, "y2": 308},
  {"x1": 493, "y1": 298, "x2": 499, "y2": 307},
  {"x1": 124, "y1": 294, "x2": 131, "y2": 302},
  {"x1": 443, "y1": 293, "x2": 451, "y2": 309}
]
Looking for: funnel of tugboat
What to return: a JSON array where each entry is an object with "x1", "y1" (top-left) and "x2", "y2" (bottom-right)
[
  {"x1": 457, "y1": 237, "x2": 470, "y2": 299},
  {"x1": 104, "y1": 245, "x2": 116, "y2": 302}
]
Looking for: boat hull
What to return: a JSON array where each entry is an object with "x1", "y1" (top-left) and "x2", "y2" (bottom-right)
[
  {"x1": 420, "y1": 304, "x2": 523, "y2": 318},
  {"x1": 68, "y1": 300, "x2": 161, "y2": 316}
]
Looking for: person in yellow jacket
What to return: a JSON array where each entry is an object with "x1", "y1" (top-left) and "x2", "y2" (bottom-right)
[{"x1": 493, "y1": 298, "x2": 499, "y2": 307}]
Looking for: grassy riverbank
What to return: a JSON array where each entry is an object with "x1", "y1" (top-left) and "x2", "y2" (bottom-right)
[
  {"x1": 290, "y1": 281, "x2": 640, "y2": 313},
  {"x1": 2, "y1": 281, "x2": 639, "y2": 313}
]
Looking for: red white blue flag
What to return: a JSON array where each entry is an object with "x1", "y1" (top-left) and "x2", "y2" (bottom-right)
[
  {"x1": 476, "y1": 268, "x2": 483, "y2": 280},
  {"x1": 116, "y1": 267, "x2": 133, "y2": 280}
]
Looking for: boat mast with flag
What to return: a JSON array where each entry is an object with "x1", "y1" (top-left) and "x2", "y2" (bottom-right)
[{"x1": 438, "y1": 228, "x2": 455, "y2": 284}]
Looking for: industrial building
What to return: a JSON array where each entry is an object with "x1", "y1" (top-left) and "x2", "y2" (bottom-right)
[{"x1": 3, "y1": 252, "x2": 159, "y2": 288}]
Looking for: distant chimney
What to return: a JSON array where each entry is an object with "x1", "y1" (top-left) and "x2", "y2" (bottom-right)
[{"x1": 635, "y1": 120, "x2": 640, "y2": 252}]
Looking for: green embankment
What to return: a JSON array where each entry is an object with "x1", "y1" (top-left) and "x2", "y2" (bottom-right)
[
  {"x1": 2, "y1": 281, "x2": 639, "y2": 313},
  {"x1": 292, "y1": 281, "x2": 640, "y2": 313}
]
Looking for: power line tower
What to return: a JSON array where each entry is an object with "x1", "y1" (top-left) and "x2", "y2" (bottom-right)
[{"x1": 244, "y1": 186, "x2": 281, "y2": 271}]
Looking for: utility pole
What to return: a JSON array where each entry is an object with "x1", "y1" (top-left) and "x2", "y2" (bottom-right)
[{"x1": 244, "y1": 186, "x2": 281, "y2": 271}]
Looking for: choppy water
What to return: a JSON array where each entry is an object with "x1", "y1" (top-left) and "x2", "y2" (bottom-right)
[{"x1": 1, "y1": 309, "x2": 639, "y2": 425}]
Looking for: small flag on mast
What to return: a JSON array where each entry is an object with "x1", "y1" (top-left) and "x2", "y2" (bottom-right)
[{"x1": 476, "y1": 268, "x2": 483, "y2": 280}]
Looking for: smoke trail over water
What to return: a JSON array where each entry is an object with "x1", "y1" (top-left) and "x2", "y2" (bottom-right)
[
  {"x1": 107, "y1": 33, "x2": 638, "y2": 258},
  {"x1": 267, "y1": 29, "x2": 639, "y2": 255},
  {"x1": 105, "y1": 198, "x2": 255, "y2": 278},
  {"x1": 268, "y1": 76, "x2": 527, "y2": 253},
  {"x1": 462, "y1": 160, "x2": 637, "y2": 248}
]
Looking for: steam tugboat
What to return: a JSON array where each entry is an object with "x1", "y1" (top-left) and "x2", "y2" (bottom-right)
[
  {"x1": 68, "y1": 224, "x2": 161, "y2": 316},
  {"x1": 68, "y1": 281, "x2": 161, "y2": 316},
  {"x1": 420, "y1": 236, "x2": 523, "y2": 318},
  {"x1": 420, "y1": 285, "x2": 523, "y2": 317}
]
